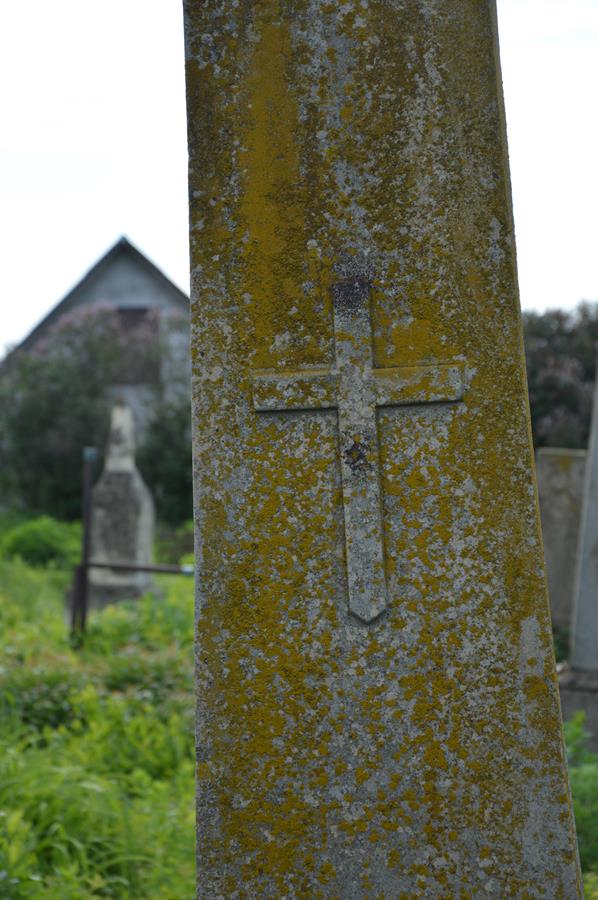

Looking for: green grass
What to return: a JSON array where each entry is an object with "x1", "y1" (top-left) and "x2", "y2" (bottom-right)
[
  {"x1": 0, "y1": 558, "x2": 194, "y2": 899},
  {"x1": 565, "y1": 712, "x2": 598, "y2": 892},
  {"x1": 1, "y1": 548, "x2": 598, "y2": 896}
]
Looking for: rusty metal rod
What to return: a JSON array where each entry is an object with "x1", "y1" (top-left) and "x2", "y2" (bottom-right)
[
  {"x1": 71, "y1": 446, "x2": 98, "y2": 636},
  {"x1": 86, "y1": 561, "x2": 194, "y2": 575}
]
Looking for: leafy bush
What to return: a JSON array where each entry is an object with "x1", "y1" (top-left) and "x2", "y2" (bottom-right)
[
  {"x1": 84, "y1": 583, "x2": 194, "y2": 655},
  {"x1": 0, "y1": 559, "x2": 71, "y2": 663},
  {"x1": 42, "y1": 685, "x2": 193, "y2": 784},
  {"x1": 1, "y1": 668, "x2": 83, "y2": 734},
  {"x1": 102, "y1": 650, "x2": 190, "y2": 706},
  {"x1": 571, "y1": 761, "x2": 598, "y2": 875},
  {"x1": 0, "y1": 516, "x2": 81, "y2": 569},
  {"x1": 565, "y1": 710, "x2": 597, "y2": 768},
  {"x1": 586, "y1": 872, "x2": 598, "y2": 899},
  {"x1": 565, "y1": 712, "x2": 598, "y2": 876},
  {"x1": 0, "y1": 555, "x2": 194, "y2": 898},
  {"x1": 155, "y1": 519, "x2": 194, "y2": 565}
]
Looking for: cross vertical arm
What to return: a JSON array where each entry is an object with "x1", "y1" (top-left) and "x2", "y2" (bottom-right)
[{"x1": 331, "y1": 278, "x2": 389, "y2": 623}]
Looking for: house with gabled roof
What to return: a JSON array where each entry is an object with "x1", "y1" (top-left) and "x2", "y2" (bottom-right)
[
  {"x1": 17, "y1": 236, "x2": 189, "y2": 355},
  {"x1": 6, "y1": 237, "x2": 190, "y2": 432}
]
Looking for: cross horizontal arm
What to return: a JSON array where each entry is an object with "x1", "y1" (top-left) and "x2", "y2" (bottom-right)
[
  {"x1": 374, "y1": 363, "x2": 464, "y2": 407},
  {"x1": 252, "y1": 369, "x2": 340, "y2": 412}
]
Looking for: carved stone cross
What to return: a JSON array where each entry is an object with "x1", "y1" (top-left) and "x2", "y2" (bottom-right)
[{"x1": 252, "y1": 279, "x2": 464, "y2": 623}]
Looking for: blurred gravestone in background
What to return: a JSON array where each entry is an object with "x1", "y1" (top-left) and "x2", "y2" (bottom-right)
[
  {"x1": 536, "y1": 448, "x2": 586, "y2": 633},
  {"x1": 89, "y1": 403, "x2": 155, "y2": 609},
  {"x1": 560, "y1": 364, "x2": 598, "y2": 750},
  {"x1": 523, "y1": 307, "x2": 598, "y2": 652}
]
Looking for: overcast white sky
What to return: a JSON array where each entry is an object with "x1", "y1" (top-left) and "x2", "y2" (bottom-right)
[{"x1": 1, "y1": 1, "x2": 597, "y2": 355}]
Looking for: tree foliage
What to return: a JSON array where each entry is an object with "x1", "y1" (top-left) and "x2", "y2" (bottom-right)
[
  {"x1": 0, "y1": 309, "x2": 124, "y2": 519},
  {"x1": 136, "y1": 394, "x2": 192, "y2": 528},
  {"x1": 523, "y1": 302, "x2": 598, "y2": 449},
  {"x1": 0, "y1": 307, "x2": 190, "y2": 524}
]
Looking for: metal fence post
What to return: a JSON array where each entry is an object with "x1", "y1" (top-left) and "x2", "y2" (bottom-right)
[{"x1": 70, "y1": 446, "x2": 98, "y2": 637}]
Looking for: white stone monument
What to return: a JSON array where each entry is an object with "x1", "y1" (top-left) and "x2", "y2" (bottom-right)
[{"x1": 89, "y1": 402, "x2": 155, "y2": 607}]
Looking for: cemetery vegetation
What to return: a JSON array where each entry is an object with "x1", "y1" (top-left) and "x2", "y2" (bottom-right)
[
  {"x1": 0, "y1": 516, "x2": 194, "y2": 899},
  {"x1": 136, "y1": 396, "x2": 193, "y2": 529},
  {"x1": 524, "y1": 301, "x2": 598, "y2": 450},
  {"x1": 0, "y1": 308, "x2": 191, "y2": 526},
  {"x1": 0, "y1": 516, "x2": 598, "y2": 895}
]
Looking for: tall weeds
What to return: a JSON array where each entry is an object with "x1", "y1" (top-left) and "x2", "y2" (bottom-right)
[{"x1": 0, "y1": 558, "x2": 194, "y2": 899}]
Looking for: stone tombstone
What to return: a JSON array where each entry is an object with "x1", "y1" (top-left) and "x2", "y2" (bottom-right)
[
  {"x1": 185, "y1": 2, "x2": 581, "y2": 896},
  {"x1": 89, "y1": 402, "x2": 155, "y2": 608},
  {"x1": 561, "y1": 364, "x2": 598, "y2": 746},
  {"x1": 571, "y1": 370, "x2": 598, "y2": 673},
  {"x1": 536, "y1": 448, "x2": 586, "y2": 632}
]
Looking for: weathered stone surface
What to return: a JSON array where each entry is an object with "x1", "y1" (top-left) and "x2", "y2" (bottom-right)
[
  {"x1": 536, "y1": 448, "x2": 586, "y2": 632},
  {"x1": 89, "y1": 403, "x2": 154, "y2": 607},
  {"x1": 571, "y1": 367, "x2": 598, "y2": 673},
  {"x1": 185, "y1": 1, "x2": 581, "y2": 896}
]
